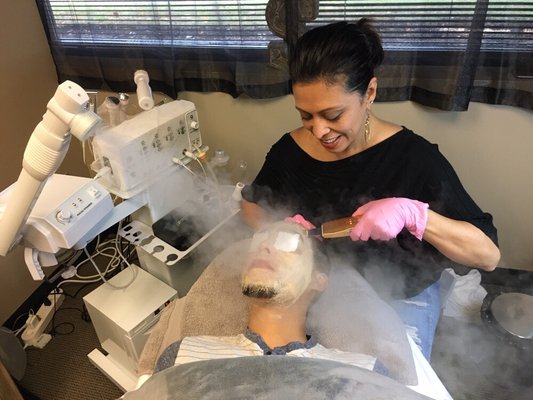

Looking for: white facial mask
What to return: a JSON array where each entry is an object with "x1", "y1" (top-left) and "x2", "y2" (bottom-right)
[
  {"x1": 243, "y1": 223, "x2": 314, "y2": 305},
  {"x1": 274, "y1": 232, "x2": 300, "y2": 252},
  {"x1": 249, "y1": 231, "x2": 301, "y2": 254}
]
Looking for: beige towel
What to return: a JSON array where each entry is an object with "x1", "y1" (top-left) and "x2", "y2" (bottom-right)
[
  {"x1": 136, "y1": 300, "x2": 177, "y2": 375},
  {"x1": 137, "y1": 239, "x2": 417, "y2": 384},
  {"x1": 180, "y1": 241, "x2": 248, "y2": 338}
]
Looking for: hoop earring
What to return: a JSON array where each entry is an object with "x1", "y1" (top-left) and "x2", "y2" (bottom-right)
[{"x1": 364, "y1": 112, "x2": 371, "y2": 143}]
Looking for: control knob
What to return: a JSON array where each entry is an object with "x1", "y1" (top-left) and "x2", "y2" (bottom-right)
[{"x1": 56, "y1": 210, "x2": 72, "y2": 223}]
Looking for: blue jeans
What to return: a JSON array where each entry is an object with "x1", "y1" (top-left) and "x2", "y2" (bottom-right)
[{"x1": 390, "y1": 281, "x2": 442, "y2": 361}]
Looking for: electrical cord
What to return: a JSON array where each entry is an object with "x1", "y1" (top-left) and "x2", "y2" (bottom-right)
[
  {"x1": 182, "y1": 149, "x2": 196, "y2": 160},
  {"x1": 8, "y1": 247, "x2": 84, "y2": 335},
  {"x1": 50, "y1": 320, "x2": 75, "y2": 336},
  {"x1": 57, "y1": 219, "x2": 137, "y2": 288},
  {"x1": 83, "y1": 245, "x2": 137, "y2": 290},
  {"x1": 12, "y1": 222, "x2": 138, "y2": 344},
  {"x1": 175, "y1": 149, "x2": 209, "y2": 182},
  {"x1": 49, "y1": 305, "x2": 91, "y2": 336},
  {"x1": 81, "y1": 304, "x2": 91, "y2": 322},
  {"x1": 62, "y1": 282, "x2": 97, "y2": 300},
  {"x1": 49, "y1": 289, "x2": 59, "y2": 337},
  {"x1": 79, "y1": 221, "x2": 137, "y2": 289},
  {"x1": 11, "y1": 309, "x2": 36, "y2": 337},
  {"x1": 172, "y1": 156, "x2": 196, "y2": 176},
  {"x1": 191, "y1": 154, "x2": 208, "y2": 180},
  {"x1": 179, "y1": 148, "x2": 230, "y2": 212},
  {"x1": 193, "y1": 144, "x2": 207, "y2": 160}
]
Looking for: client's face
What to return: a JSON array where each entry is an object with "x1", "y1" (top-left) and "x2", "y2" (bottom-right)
[{"x1": 241, "y1": 221, "x2": 314, "y2": 305}]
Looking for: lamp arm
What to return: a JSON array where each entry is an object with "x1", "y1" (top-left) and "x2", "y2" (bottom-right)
[{"x1": 0, "y1": 81, "x2": 100, "y2": 256}]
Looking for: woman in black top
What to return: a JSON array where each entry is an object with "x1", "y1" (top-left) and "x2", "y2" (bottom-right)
[{"x1": 240, "y1": 19, "x2": 500, "y2": 360}]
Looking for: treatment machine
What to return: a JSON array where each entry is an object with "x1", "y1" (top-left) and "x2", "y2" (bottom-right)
[{"x1": 0, "y1": 72, "x2": 244, "y2": 390}]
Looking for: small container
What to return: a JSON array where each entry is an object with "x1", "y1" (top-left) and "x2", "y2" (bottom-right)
[
  {"x1": 231, "y1": 182, "x2": 245, "y2": 209},
  {"x1": 210, "y1": 149, "x2": 231, "y2": 184},
  {"x1": 236, "y1": 159, "x2": 248, "y2": 184},
  {"x1": 212, "y1": 149, "x2": 229, "y2": 167}
]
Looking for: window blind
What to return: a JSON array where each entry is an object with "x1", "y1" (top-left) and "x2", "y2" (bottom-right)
[
  {"x1": 37, "y1": 1, "x2": 533, "y2": 108},
  {"x1": 42, "y1": 1, "x2": 532, "y2": 52},
  {"x1": 43, "y1": 0, "x2": 276, "y2": 48},
  {"x1": 312, "y1": 1, "x2": 532, "y2": 51}
]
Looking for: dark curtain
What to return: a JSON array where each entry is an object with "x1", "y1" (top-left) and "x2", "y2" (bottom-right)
[
  {"x1": 36, "y1": 0, "x2": 532, "y2": 111},
  {"x1": 373, "y1": 1, "x2": 533, "y2": 110},
  {"x1": 36, "y1": 0, "x2": 293, "y2": 99}
]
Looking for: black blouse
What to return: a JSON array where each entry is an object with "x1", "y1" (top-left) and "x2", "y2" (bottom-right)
[{"x1": 243, "y1": 127, "x2": 498, "y2": 299}]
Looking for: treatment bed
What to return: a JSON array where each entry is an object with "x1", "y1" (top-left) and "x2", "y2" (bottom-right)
[{"x1": 126, "y1": 240, "x2": 453, "y2": 399}]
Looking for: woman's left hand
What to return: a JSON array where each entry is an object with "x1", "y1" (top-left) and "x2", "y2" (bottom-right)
[
  {"x1": 349, "y1": 198, "x2": 429, "y2": 241},
  {"x1": 285, "y1": 214, "x2": 317, "y2": 230}
]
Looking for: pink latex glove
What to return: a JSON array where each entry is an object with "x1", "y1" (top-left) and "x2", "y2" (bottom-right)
[
  {"x1": 285, "y1": 214, "x2": 317, "y2": 230},
  {"x1": 349, "y1": 198, "x2": 429, "y2": 241}
]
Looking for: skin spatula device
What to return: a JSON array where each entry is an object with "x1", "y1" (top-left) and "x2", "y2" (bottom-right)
[{"x1": 306, "y1": 216, "x2": 359, "y2": 239}]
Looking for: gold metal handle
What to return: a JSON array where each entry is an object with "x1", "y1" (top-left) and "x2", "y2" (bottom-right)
[{"x1": 321, "y1": 216, "x2": 359, "y2": 239}]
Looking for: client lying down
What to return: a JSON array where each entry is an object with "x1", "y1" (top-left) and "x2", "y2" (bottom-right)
[
  {"x1": 125, "y1": 220, "x2": 452, "y2": 399},
  {"x1": 155, "y1": 220, "x2": 386, "y2": 374}
]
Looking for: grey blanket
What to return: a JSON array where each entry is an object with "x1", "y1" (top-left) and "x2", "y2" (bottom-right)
[{"x1": 123, "y1": 356, "x2": 430, "y2": 400}]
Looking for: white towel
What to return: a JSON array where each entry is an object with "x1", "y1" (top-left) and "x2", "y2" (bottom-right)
[{"x1": 442, "y1": 268, "x2": 487, "y2": 322}]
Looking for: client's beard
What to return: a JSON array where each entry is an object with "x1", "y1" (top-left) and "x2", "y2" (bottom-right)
[{"x1": 242, "y1": 283, "x2": 279, "y2": 299}]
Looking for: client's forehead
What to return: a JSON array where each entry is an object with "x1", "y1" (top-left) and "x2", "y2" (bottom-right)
[{"x1": 262, "y1": 220, "x2": 307, "y2": 235}]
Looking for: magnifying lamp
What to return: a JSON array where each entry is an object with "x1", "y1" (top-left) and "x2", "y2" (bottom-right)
[{"x1": 0, "y1": 81, "x2": 101, "y2": 256}]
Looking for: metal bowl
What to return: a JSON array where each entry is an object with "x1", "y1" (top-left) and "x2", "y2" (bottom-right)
[{"x1": 481, "y1": 291, "x2": 533, "y2": 350}]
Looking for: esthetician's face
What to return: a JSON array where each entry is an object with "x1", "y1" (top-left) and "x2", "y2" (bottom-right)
[
  {"x1": 241, "y1": 221, "x2": 314, "y2": 305},
  {"x1": 293, "y1": 77, "x2": 376, "y2": 157}
]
